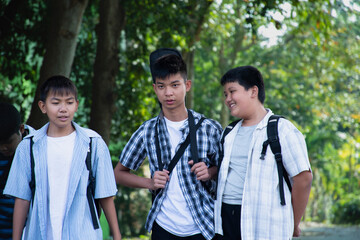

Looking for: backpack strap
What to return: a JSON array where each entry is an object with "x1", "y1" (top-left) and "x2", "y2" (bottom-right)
[
  {"x1": 219, "y1": 120, "x2": 241, "y2": 168},
  {"x1": 29, "y1": 137, "x2": 35, "y2": 206},
  {"x1": 153, "y1": 110, "x2": 205, "y2": 201},
  {"x1": 214, "y1": 119, "x2": 240, "y2": 200},
  {"x1": 29, "y1": 136, "x2": 100, "y2": 229},
  {"x1": 155, "y1": 110, "x2": 205, "y2": 173},
  {"x1": 261, "y1": 115, "x2": 292, "y2": 206},
  {"x1": 85, "y1": 137, "x2": 101, "y2": 229}
]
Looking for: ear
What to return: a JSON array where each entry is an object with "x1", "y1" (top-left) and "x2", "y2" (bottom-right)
[
  {"x1": 251, "y1": 86, "x2": 259, "y2": 98},
  {"x1": 38, "y1": 100, "x2": 47, "y2": 114},
  {"x1": 185, "y1": 79, "x2": 192, "y2": 92},
  {"x1": 19, "y1": 124, "x2": 25, "y2": 134}
]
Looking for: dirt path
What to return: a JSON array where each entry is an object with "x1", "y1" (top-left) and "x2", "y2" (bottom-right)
[{"x1": 294, "y1": 222, "x2": 360, "y2": 240}]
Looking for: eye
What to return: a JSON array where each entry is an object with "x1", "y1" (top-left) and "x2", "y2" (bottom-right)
[{"x1": 172, "y1": 84, "x2": 179, "y2": 87}]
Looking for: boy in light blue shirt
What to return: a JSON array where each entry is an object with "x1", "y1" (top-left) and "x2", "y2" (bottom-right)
[{"x1": 4, "y1": 76, "x2": 121, "y2": 240}]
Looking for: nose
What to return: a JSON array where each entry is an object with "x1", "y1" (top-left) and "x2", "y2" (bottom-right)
[
  {"x1": 225, "y1": 94, "x2": 231, "y2": 103},
  {"x1": 165, "y1": 86, "x2": 173, "y2": 96},
  {"x1": 59, "y1": 103, "x2": 67, "y2": 112}
]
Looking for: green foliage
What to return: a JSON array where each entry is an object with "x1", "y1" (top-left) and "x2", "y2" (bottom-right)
[
  {"x1": 1, "y1": 0, "x2": 360, "y2": 237},
  {"x1": 331, "y1": 194, "x2": 360, "y2": 224}
]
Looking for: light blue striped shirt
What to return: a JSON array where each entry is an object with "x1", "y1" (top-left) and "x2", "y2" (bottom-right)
[{"x1": 4, "y1": 122, "x2": 117, "y2": 240}]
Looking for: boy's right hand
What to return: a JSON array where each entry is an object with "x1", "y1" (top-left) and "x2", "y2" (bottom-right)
[{"x1": 151, "y1": 169, "x2": 170, "y2": 190}]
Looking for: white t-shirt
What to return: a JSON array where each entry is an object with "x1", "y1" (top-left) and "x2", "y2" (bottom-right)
[
  {"x1": 155, "y1": 117, "x2": 201, "y2": 236},
  {"x1": 46, "y1": 131, "x2": 76, "y2": 240}
]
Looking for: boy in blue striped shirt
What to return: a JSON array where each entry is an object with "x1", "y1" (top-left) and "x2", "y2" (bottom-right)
[{"x1": 4, "y1": 76, "x2": 121, "y2": 240}]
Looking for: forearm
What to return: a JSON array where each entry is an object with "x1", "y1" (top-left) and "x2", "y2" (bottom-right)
[
  {"x1": 114, "y1": 163, "x2": 152, "y2": 190},
  {"x1": 13, "y1": 198, "x2": 30, "y2": 240},
  {"x1": 99, "y1": 197, "x2": 121, "y2": 240},
  {"x1": 292, "y1": 170, "x2": 313, "y2": 227}
]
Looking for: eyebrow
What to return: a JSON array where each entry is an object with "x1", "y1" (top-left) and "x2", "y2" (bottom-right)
[{"x1": 50, "y1": 96, "x2": 75, "y2": 101}]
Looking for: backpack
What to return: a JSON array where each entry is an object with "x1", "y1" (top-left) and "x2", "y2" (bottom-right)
[
  {"x1": 218, "y1": 115, "x2": 292, "y2": 206},
  {"x1": 29, "y1": 137, "x2": 101, "y2": 229}
]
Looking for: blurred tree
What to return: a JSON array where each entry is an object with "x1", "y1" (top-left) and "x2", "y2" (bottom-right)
[
  {"x1": 89, "y1": 0, "x2": 125, "y2": 144},
  {"x1": 26, "y1": 0, "x2": 89, "y2": 129}
]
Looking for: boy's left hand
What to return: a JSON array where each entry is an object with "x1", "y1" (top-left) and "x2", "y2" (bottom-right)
[{"x1": 189, "y1": 160, "x2": 211, "y2": 181}]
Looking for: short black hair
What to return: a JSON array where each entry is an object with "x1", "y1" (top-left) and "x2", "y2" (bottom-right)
[
  {"x1": 149, "y1": 48, "x2": 186, "y2": 83},
  {"x1": 0, "y1": 102, "x2": 21, "y2": 142},
  {"x1": 221, "y1": 66, "x2": 265, "y2": 104},
  {"x1": 40, "y1": 75, "x2": 78, "y2": 102}
]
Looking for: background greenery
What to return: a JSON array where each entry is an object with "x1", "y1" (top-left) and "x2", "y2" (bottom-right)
[{"x1": 1, "y1": 0, "x2": 359, "y2": 238}]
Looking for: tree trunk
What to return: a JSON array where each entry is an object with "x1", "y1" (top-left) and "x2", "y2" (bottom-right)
[
  {"x1": 27, "y1": 0, "x2": 89, "y2": 129},
  {"x1": 183, "y1": 0, "x2": 213, "y2": 110},
  {"x1": 89, "y1": 0, "x2": 125, "y2": 144}
]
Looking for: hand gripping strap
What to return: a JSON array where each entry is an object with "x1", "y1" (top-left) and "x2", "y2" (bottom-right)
[{"x1": 153, "y1": 111, "x2": 205, "y2": 200}]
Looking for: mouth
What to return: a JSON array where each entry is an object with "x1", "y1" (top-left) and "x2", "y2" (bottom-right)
[
  {"x1": 58, "y1": 116, "x2": 69, "y2": 121},
  {"x1": 165, "y1": 99, "x2": 175, "y2": 105},
  {"x1": 228, "y1": 103, "x2": 236, "y2": 109}
]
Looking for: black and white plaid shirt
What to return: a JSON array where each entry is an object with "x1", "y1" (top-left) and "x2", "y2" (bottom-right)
[{"x1": 119, "y1": 109, "x2": 222, "y2": 239}]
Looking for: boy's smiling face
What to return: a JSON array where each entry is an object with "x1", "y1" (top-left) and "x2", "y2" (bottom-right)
[
  {"x1": 38, "y1": 90, "x2": 79, "y2": 136},
  {"x1": 223, "y1": 81, "x2": 256, "y2": 119}
]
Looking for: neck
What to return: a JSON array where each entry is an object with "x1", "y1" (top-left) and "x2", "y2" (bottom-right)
[
  {"x1": 241, "y1": 105, "x2": 267, "y2": 126},
  {"x1": 47, "y1": 124, "x2": 75, "y2": 137},
  {"x1": 162, "y1": 107, "x2": 188, "y2": 122}
]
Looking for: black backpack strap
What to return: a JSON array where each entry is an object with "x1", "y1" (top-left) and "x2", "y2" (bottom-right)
[
  {"x1": 188, "y1": 110, "x2": 199, "y2": 164},
  {"x1": 155, "y1": 111, "x2": 205, "y2": 173},
  {"x1": 218, "y1": 120, "x2": 241, "y2": 168},
  {"x1": 214, "y1": 120, "x2": 240, "y2": 200},
  {"x1": 152, "y1": 111, "x2": 205, "y2": 201},
  {"x1": 29, "y1": 137, "x2": 35, "y2": 206},
  {"x1": 85, "y1": 138, "x2": 100, "y2": 229},
  {"x1": 262, "y1": 115, "x2": 292, "y2": 206},
  {"x1": 154, "y1": 118, "x2": 163, "y2": 171}
]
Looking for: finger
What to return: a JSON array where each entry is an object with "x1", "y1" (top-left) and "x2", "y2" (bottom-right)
[
  {"x1": 192, "y1": 163, "x2": 207, "y2": 174},
  {"x1": 188, "y1": 160, "x2": 194, "y2": 166},
  {"x1": 190, "y1": 162, "x2": 202, "y2": 172},
  {"x1": 196, "y1": 170, "x2": 209, "y2": 180}
]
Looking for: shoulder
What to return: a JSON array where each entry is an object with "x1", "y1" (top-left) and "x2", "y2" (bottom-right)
[
  {"x1": 190, "y1": 109, "x2": 222, "y2": 132},
  {"x1": 72, "y1": 122, "x2": 101, "y2": 139},
  {"x1": 81, "y1": 128, "x2": 102, "y2": 138},
  {"x1": 278, "y1": 117, "x2": 302, "y2": 134},
  {"x1": 203, "y1": 118, "x2": 222, "y2": 132}
]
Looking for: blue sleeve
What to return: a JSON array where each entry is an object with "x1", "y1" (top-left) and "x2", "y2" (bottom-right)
[
  {"x1": 3, "y1": 139, "x2": 32, "y2": 201},
  {"x1": 119, "y1": 123, "x2": 148, "y2": 171},
  {"x1": 93, "y1": 137, "x2": 117, "y2": 199}
]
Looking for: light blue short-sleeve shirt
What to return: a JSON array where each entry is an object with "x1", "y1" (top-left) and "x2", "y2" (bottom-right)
[{"x1": 4, "y1": 122, "x2": 117, "y2": 240}]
